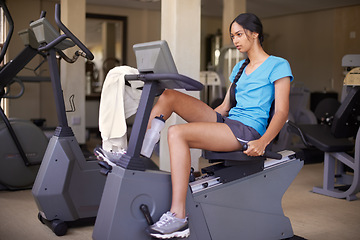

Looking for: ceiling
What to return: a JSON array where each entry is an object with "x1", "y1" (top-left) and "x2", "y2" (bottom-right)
[{"x1": 85, "y1": 0, "x2": 360, "y2": 18}]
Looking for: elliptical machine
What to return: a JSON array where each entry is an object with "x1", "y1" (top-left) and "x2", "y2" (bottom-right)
[
  {"x1": 30, "y1": 4, "x2": 106, "y2": 236},
  {"x1": 0, "y1": 0, "x2": 48, "y2": 190}
]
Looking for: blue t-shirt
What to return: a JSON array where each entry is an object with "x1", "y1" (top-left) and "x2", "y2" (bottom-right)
[{"x1": 228, "y1": 55, "x2": 293, "y2": 136}]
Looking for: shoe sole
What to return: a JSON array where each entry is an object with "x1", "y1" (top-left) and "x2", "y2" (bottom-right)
[
  {"x1": 94, "y1": 150, "x2": 116, "y2": 167},
  {"x1": 102, "y1": 158, "x2": 116, "y2": 167},
  {"x1": 150, "y1": 228, "x2": 190, "y2": 239}
]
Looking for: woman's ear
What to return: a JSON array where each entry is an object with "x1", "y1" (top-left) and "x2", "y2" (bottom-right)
[{"x1": 252, "y1": 32, "x2": 259, "y2": 39}]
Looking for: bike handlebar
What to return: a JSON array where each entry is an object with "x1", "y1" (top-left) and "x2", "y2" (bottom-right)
[
  {"x1": 242, "y1": 143, "x2": 282, "y2": 160},
  {"x1": 125, "y1": 73, "x2": 203, "y2": 91},
  {"x1": 52, "y1": 4, "x2": 93, "y2": 60}
]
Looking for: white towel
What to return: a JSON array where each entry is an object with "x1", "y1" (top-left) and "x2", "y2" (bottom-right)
[{"x1": 99, "y1": 66, "x2": 143, "y2": 152}]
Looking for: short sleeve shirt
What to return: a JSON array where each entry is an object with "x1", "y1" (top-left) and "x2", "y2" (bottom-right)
[{"x1": 228, "y1": 56, "x2": 293, "y2": 135}]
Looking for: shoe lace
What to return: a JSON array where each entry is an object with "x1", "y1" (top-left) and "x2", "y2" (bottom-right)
[{"x1": 155, "y1": 212, "x2": 174, "y2": 227}]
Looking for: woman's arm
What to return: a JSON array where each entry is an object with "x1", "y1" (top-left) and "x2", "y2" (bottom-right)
[
  {"x1": 244, "y1": 77, "x2": 291, "y2": 156},
  {"x1": 214, "y1": 86, "x2": 232, "y2": 116}
]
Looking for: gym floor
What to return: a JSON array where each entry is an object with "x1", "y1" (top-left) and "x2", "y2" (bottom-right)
[{"x1": 1, "y1": 134, "x2": 360, "y2": 240}]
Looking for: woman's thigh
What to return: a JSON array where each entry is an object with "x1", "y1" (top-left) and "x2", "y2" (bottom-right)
[
  {"x1": 156, "y1": 89, "x2": 218, "y2": 123},
  {"x1": 168, "y1": 122, "x2": 242, "y2": 152}
]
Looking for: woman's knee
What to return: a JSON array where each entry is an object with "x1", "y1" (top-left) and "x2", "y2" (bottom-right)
[
  {"x1": 158, "y1": 89, "x2": 176, "y2": 105},
  {"x1": 167, "y1": 125, "x2": 184, "y2": 144}
]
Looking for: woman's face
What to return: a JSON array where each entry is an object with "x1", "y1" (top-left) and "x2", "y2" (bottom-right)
[{"x1": 230, "y1": 22, "x2": 257, "y2": 53}]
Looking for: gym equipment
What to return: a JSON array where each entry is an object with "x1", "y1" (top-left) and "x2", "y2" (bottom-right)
[
  {"x1": 92, "y1": 40, "x2": 304, "y2": 240},
  {"x1": 200, "y1": 46, "x2": 246, "y2": 109},
  {"x1": 30, "y1": 4, "x2": 106, "y2": 236},
  {"x1": 342, "y1": 54, "x2": 360, "y2": 74},
  {"x1": 0, "y1": 0, "x2": 48, "y2": 190},
  {"x1": 271, "y1": 82, "x2": 318, "y2": 152},
  {"x1": 199, "y1": 71, "x2": 224, "y2": 108},
  {"x1": 288, "y1": 85, "x2": 360, "y2": 201}
]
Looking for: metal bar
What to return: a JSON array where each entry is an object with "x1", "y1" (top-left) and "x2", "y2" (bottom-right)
[{"x1": 48, "y1": 49, "x2": 69, "y2": 128}]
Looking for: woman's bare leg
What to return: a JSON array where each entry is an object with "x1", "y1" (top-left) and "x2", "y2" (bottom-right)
[
  {"x1": 148, "y1": 89, "x2": 241, "y2": 219},
  {"x1": 148, "y1": 89, "x2": 217, "y2": 128},
  {"x1": 167, "y1": 122, "x2": 242, "y2": 219}
]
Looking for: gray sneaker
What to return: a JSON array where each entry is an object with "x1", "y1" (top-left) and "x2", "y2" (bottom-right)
[
  {"x1": 146, "y1": 211, "x2": 190, "y2": 239},
  {"x1": 93, "y1": 147, "x2": 126, "y2": 167}
]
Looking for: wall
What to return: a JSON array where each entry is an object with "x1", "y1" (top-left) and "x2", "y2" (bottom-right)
[
  {"x1": 201, "y1": 15, "x2": 223, "y2": 70},
  {"x1": 333, "y1": 5, "x2": 360, "y2": 91},
  {"x1": 262, "y1": 5, "x2": 360, "y2": 97},
  {"x1": 86, "y1": 4, "x2": 162, "y2": 68}
]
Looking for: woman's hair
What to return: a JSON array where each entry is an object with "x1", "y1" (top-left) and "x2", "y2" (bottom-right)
[
  {"x1": 229, "y1": 58, "x2": 249, "y2": 108},
  {"x1": 229, "y1": 13, "x2": 263, "y2": 108},
  {"x1": 229, "y1": 13, "x2": 264, "y2": 45}
]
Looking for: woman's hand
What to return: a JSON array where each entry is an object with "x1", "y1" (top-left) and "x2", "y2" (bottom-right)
[{"x1": 243, "y1": 138, "x2": 267, "y2": 156}]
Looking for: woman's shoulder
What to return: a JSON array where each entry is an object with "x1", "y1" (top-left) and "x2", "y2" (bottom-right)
[
  {"x1": 268, "y1": 55, "x2": 290, "y2": 64},
  {"x1": 267, "y1": 55, "x2": 293, "y2": 82},
  {"x1": 231, "y1": 59, "x2": 246, "y2": 73},
  {"x1": 266, "y1": 56, "x2": 291, "y2": 70},
  {"x1": 235, "y1": 58, "x2": 246, "y2": 67}
]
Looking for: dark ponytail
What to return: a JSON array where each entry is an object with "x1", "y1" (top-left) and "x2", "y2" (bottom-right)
[{"x1": 229, "y1": 58, "x2": 250, "y2": 108}]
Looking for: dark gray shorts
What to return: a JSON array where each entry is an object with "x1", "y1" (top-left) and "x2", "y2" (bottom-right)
[{"x1": 216, "y1": 112, "x2": 261, "y2": 143}]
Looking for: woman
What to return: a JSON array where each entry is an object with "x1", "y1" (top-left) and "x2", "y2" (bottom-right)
[{"x1": 146, "y1": 13, "x2": 293, "y2": 239}]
